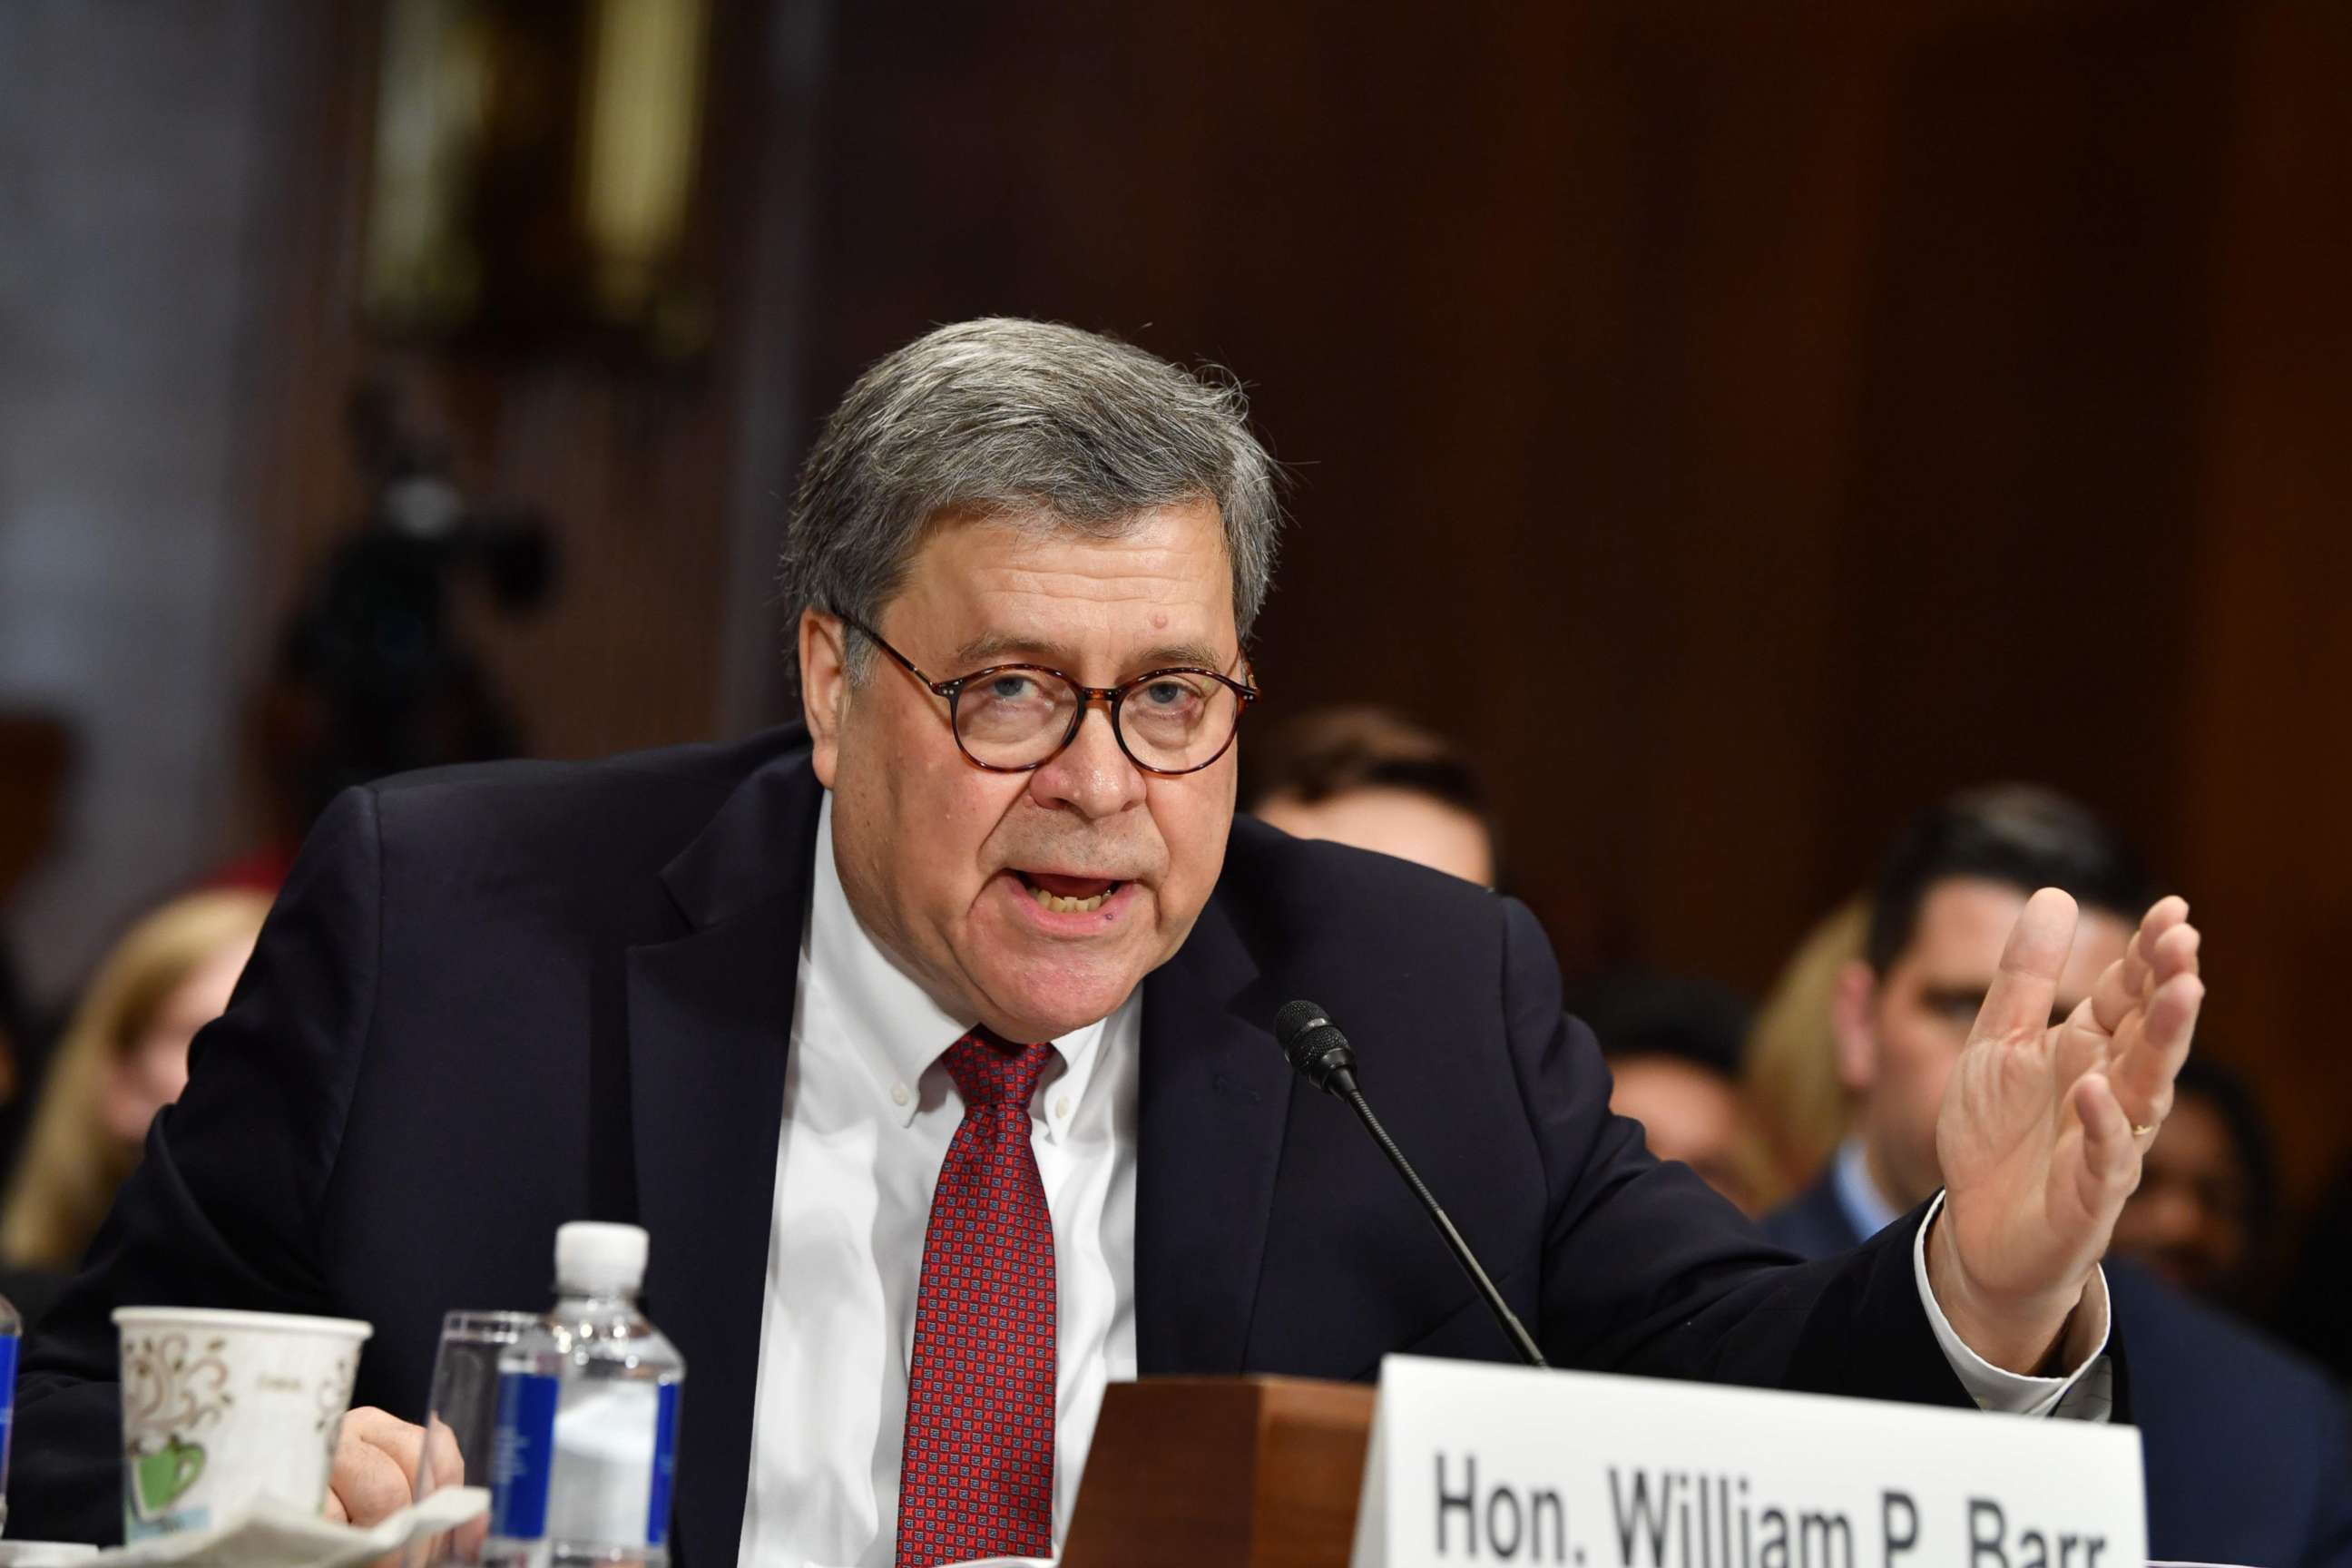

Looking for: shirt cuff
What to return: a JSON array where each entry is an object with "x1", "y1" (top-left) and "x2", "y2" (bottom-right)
[{"x1": 1912, "y1": 1191, "x2": 2115, "y2": 1421}]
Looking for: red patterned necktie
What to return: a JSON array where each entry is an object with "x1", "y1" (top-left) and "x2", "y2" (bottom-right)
[{"x1": 895, "y1": 1029, "x2": 1058, "y2": 1568}]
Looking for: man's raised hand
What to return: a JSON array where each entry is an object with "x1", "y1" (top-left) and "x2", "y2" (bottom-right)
[{"x1": 1928, "y1": 889, "x2": 2204, "y2": 1374}]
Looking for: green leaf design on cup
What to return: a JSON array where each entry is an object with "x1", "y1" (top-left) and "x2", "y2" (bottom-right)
[{"x1": 133, "y1": 1438, "x2": 206, "y2": 1516}]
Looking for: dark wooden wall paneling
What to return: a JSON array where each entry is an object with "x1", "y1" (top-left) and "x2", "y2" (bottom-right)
[
  {"x1": 2173, "y1": 1, "x2": 2352, "y2": 1200},
  {"x1": 242, "y1": 1, "x2": 2348, "y2": 1194},
  {"x1": 790, "y1": 0, "x2": 2347, "y2": 1194}
]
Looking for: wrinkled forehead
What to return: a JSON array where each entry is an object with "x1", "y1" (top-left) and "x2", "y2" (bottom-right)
[{"x1": 888, "y1": 503, "x2": 1242, "y2": 668}]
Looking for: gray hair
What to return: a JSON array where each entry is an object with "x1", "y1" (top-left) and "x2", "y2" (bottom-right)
[{"x1": 780, "y1": 318, "x2": 1281, "y2": 678}]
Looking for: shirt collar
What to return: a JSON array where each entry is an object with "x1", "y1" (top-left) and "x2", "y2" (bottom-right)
[
  {"x1": 1832, "y1": 1134, "x2": 1904, "y2": 1241},
  {"x1": 806, "y1": 790, "x2": 1121, "y2": 1139}
]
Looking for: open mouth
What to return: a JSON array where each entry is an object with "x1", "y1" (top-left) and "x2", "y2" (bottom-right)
[{"x1": 1014, "y1": 870, "x2": 1126, "y2": 915}]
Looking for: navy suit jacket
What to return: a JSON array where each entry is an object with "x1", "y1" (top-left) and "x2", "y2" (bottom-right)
[
  {"x1": 1765, "y1": 1171, "x2": 2352, "y2": 1567},
  {"x1": 21, "y1": 729, "x2": 1976, "y2": 1559}
]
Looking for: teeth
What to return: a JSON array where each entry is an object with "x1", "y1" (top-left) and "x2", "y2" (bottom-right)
[{"x1": 1027, "y1": 882, "x2": 1114, "y2": 915}]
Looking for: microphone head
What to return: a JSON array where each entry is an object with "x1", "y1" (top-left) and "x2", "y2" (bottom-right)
[
  {"x1": 1273, "y1": 998, "x2": 1358, "y2": 1096},
  {"x1": 1275, "y1": 999, "x2": 1332, "y2": 1051}
]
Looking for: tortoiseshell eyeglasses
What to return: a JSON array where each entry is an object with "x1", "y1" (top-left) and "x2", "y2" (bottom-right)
[{"x1": 836, "y1": 613, "x2": 1258, "y2": 776}]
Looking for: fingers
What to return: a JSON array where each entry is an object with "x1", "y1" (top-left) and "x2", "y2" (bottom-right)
[
  {"x1": 2090, "y1": 899, "x2": 2198, "y2": 1035},
  {"x1": 328, "y1": 1406, "x2": 426, "y2": 1527},
  {"x1": 2151, "y1": 921, "x2": 2200, "y2": 987},
  {"x1": 348, "y1": 1404, "x2": 426, "y2": 1479},
  {"x1": 2089, "y1": 899, "x2": 2202, "y2": 1129},
  {"x1": 2112, "y1": 968, "x2": 2205, "y2": 1124},
  {"x1": 420, "y1": 1415, "x2": 466, "y2": 1492},
  {"x1": 1973, "y1": 887, "x2": 2078, "y2": 1044},
  {"x1": 328, "y1": 1439, "x2": 409, "y2": 1527},
  {"x1": 2073, "y1": 1070, "x2": 2141, "y2": 1203},
  {"x1": 2051, "y1": 995, "x2": 2110, "y2": 1092},
  {"x1": 2126, "y1": 893, "x2": 2191, "y2": 992},
  {"x1": 2086, "y1": 956, "x2": 2132, "y2": 1037},
  {"x1": 404, "y1": 1422, "x2": 473, "y2": 1568}
]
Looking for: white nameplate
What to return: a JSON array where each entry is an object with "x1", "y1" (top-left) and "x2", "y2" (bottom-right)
[{"x1": 1351, "y1": 1357, "x2": 2144, "y2": 1568}]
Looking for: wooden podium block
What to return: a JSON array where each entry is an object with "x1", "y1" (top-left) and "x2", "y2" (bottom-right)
[{"x1": 1062, "y1": 1377, "x2": 1375, "y2": 1568}]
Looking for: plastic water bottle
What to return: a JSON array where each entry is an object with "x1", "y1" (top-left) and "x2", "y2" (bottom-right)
[
  {"x1": 0, "y1": 1289, "x2": 18, "y2": 1534},
  {"x1": 485, "y1": 1223, "x2": 685, "y2": 1568}
]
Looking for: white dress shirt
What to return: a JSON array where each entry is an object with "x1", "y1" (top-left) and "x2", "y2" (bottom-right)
[
  {"x1": 1836, "y1": 1137, "x2": 2116, "y2": 1421},
  {"x1": 738, "y1": 795, "x2": 1139, "y2": 1568},
  {"x1": 739, "y1": 800, "x2": 2107, "y2": 1565}
]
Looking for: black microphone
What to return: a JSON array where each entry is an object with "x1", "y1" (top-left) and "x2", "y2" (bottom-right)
[{"x1": 1273, "y1": 1000, "x2": 1548, "y2": 1369}]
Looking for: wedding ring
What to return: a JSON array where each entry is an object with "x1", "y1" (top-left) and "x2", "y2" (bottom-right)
[{"x1": 2131, "y1": 1121, "x2": 2161, "y2": 1138}]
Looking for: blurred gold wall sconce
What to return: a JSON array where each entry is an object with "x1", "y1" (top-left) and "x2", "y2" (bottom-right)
[{"x1": 360, "y1": 0, "x2": 714, "y2": 361}]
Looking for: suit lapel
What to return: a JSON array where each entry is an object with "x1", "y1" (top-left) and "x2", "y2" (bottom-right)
[
  {"x1": 627, "y1": 750, "x2": 822, "y2": 1568},
  {"x1": 1134, "y1": 888, "x2": 1298, "y2": 1375}
]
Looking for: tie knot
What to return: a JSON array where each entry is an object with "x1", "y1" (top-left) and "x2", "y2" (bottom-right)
[{"x1": 942, "y1": 1029, "x2": 1055, "y2": 1112}]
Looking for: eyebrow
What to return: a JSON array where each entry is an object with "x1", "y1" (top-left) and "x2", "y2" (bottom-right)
[{"x1": 946, "y1": 632, "x2": 1234, "y2": 677}]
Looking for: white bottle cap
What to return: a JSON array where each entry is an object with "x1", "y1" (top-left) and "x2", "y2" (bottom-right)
[{"x1": 554, "y1": 1221, "x2": 649, "y2": 1296}]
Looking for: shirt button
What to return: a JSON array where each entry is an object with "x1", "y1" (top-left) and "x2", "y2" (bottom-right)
[
  {"x1": 1054, "y1": 1096, "x2": 1072, "y2": 1121},
  {"x1": 891, "y1": 1083, "x2": 910, "y2": 1107}
]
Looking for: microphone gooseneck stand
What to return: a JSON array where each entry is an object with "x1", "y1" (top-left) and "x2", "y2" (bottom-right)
[
  {"x1": 1342, "y1": 1083, "x2": 1548, "y2": 1368},
  {"x1": 1272, "y1": 998, "x2": 1548, "y2": 1369}
]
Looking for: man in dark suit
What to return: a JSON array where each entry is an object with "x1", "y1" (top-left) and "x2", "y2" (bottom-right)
[
  {"x1": 1762, "y1": 785, "x2": 2352, "y2": 1567},
  {"x1": 17, "y1": 321, "x2": 2206, "y2": 1565}
]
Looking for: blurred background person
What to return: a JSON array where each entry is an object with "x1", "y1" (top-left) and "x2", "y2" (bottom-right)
[
  {"x1": 211, "y1": 387, "x2": 552, "y2": 893},
  {"x1": 0, "y1": 889, "x2": 270, "y2": 1317},
  {"x1": 1760, "y1": 784, "x2": 2352, "y2": 1568},
  {"x1": 1241, "y1": 705, "x2": 1496, "y2": 885},
  {"x1": 2109, "y1": 1054, "x2": 2282, "y2": 1316},
  {"x1": 1572, "y1": 972, "x2": 1781, "y2": 1216},
  {"x1": 1784, "y1": 785, "x2": 2150, "y2": 1240},
  {"x1": 1741, "y1": 896, "x2": 1867, "y2": 1196}
]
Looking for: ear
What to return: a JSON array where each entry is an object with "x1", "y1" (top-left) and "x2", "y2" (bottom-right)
[
  {"x1": 799, "y1": 609, "x2": 850, "y2": 789},
  {"x1": 1830, "y1": 958, "x2": 1881, "y2": 1094}
]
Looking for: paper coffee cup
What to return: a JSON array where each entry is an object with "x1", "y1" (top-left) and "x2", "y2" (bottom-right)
[{"x1": 113, "y1": 1307, "x2": 372, "y2": 1541}]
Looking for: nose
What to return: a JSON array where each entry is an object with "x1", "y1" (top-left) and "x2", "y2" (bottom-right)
[{"x1": 1026, "y1": 701, "x2": 1148, "y2": 818}]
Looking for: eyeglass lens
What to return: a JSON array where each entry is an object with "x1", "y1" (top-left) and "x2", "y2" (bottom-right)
[{"x1": 955, "y1": 669, "x2": 1240, "y2": 771}]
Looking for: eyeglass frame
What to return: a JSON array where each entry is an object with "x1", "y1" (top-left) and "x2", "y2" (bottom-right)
[{"x1": 830, "y1": 611, "x2": 1260, "y2": 777}]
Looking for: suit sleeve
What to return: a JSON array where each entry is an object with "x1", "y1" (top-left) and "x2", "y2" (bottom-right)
[
  {"x1": 10, "y1": 787, "x2": 385, "y2": 1544},
  {"x1": 2303, "y1": 1386, "x2": 2352, "y2": 1568},
  {"x1": 1498, "y1": 898, "x2": 1972, "y2": 1405}
]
